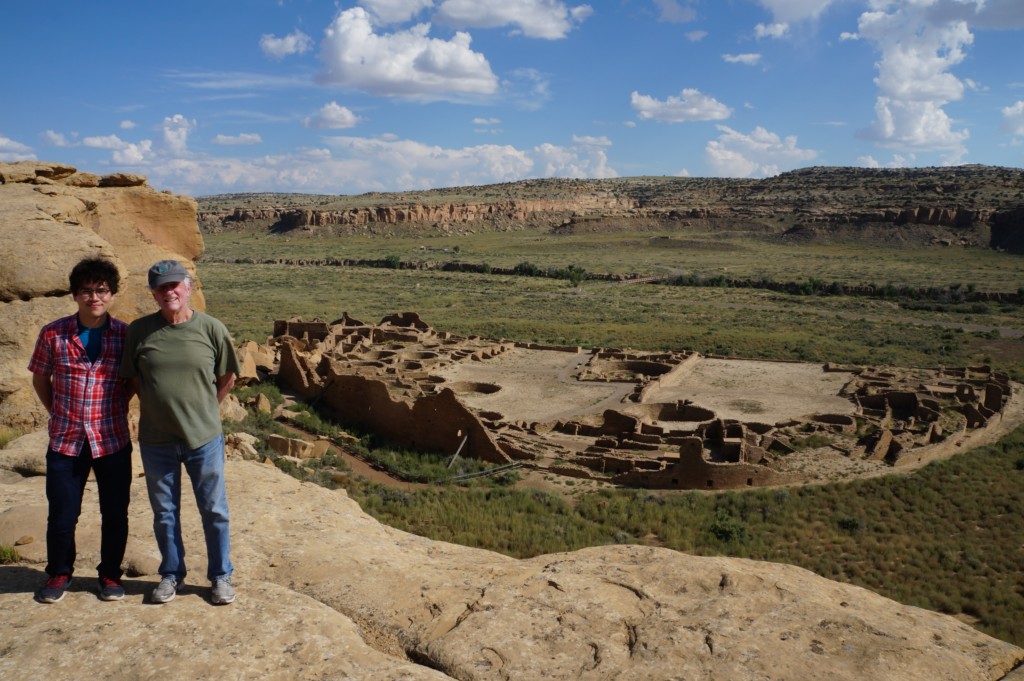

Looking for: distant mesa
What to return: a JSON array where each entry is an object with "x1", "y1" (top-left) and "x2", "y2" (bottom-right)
[{"x1": 197, "y1": 165, "x2": 1024, "y2": 254}]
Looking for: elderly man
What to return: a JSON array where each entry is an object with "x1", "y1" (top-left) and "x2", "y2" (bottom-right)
[
  {"x1": 29, "y1": 257, "x2": 133, "y2": 603},
  {"x1": 121, "y1": 260, "x2": 240, "y2": 605}
]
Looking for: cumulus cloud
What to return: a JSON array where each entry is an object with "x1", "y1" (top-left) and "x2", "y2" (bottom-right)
[
  {"x1": 113, "y1": 140, "x2": 154, "y2": 165},
  {"x1": 652, "y1": 0, "x2": 697, "y2": 23},
  {"x1": 631, "y1": 88, "x2": 732, "y2": 122},
  {"x1": 134, "y1": 133, "x2": 616, "y2": 195},
  {"x1": 304, "y1": 102, "x2": 361, "y2": 129},
  {"x1": 434, "y1": 0, "x2": 592, "y2": 39},
  {"x1": 82, "y1": 134, "x2": 129, "y2": 150},
  {"x1": 705, "y1": 125, "x2": 817, "y2": 177},
  {"x1": 359, "y1": 0, "x2": 435, "y2": 24},
  {"x1": 317, "y1": 7, "x2": 498, "y2": 99},
  {"x1": 119, "y1": 120, "x2": 137, "y2": 130},
  {"x1": 162, "y1": 114, "x2": 196, "y2": 156},
  {"x1": 0, "y1": 134, "x2": 35, "y2": 162},
  {"x1": 43, "y1": 130, "x2": 71, "y2": 147},
  {"x1": 855, "y1": 2, "x2": 973, "y2": 157},
  {"x1": 723, "y1": 53, "x2": 762, "y2": 65},
  {"x1": 211, "y1": 133, "x2": 263, "y2": 145},
  {"x1": 260, "y1": 29, "x2": 314, "y2": 59},
  {"x1": 755, "y1": 22, "x2": 788, "y2": 39},
  {"x1": 1002, "y1": 100, "x2": 1024, "y2": 136}
]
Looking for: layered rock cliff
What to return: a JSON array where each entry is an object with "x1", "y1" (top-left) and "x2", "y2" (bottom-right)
[
  {"x1": 197, "y1": 166, "x2": 1024, "y2": 251},
  {"x1": 0, "y1": 161, "x2": 206, "y2": 429}
]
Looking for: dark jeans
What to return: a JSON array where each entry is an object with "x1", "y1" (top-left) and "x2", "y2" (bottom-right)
[{"x1": 45, "y1": 442, "x2": 132, "y2": 579}]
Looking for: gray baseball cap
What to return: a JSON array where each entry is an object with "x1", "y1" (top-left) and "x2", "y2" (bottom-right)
[{"x1": 148, "y1": 260, "x2": 189, "y2": 288}]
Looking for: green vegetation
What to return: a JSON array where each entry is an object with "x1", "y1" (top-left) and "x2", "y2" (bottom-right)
[
  {"x1": 0, "y1": 544, "x2": 20, "y2": 564},
  {"x1": 342, "y1": 426, "x2": 1024, "y2": 645},
  {"x1": 204, "y1": 221, "x2": 1024, "y2": 646}
]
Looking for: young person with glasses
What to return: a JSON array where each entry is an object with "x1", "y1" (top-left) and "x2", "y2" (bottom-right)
[{"x1": 28, "y1": 257, "x2": 133, "y2": 603}]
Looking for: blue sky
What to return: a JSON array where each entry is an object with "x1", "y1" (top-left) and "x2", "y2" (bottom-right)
[{"x1": 2, "y1": 0, "x2": 1023, "y2": 196}]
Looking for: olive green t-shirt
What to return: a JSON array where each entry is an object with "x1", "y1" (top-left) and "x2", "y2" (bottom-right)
[{"x1": 120, "y1": 311, "x2": 240, "y2": 448}]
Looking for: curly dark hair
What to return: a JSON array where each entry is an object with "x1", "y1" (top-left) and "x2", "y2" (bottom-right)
[{"x1": 69, "y1": 257, "x2": 121, "y2": 295}]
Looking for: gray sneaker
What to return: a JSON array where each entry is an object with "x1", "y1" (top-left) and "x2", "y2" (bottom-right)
[
  {"x1": 151, "y1": 576, "x2": 182, "y2": 604},
  {"x1": 211, "y1": 577, "x2": 235, "y2": 605}
]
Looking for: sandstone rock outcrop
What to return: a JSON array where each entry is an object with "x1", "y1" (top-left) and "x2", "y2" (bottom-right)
[
  {"x1": 0, "y1": 441, "x2": 1020, "y2": 680},
  {"x1": 0, "y1": 161, "x2": 206, "y2": 429}
]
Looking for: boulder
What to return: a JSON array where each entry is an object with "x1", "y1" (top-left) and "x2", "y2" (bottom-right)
[{"x1": 0, "y1": 161, "x2": 206, "y2": 429}]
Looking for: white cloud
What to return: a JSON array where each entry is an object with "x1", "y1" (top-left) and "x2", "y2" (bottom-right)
[
  {"x1": 112, "y1": 140, "x2": 154, "y2": 165},
  {"x1": 1002, "y1": 101, "x2": 1024, "y2": 136},
  {"x1": 532, "y1": 141, "x2": 616, "y2": 178},
  {"x1": 705, "y1": 125, "x2": 817, "y2": 178},
  {"x1": 0, "y1": 134, "x2": 35, "y2": 161},
  {"x1": 631, "y1": 88, "x2": 732, "y2": 122},
  {"x1": 132, "y1": 133, "x2": 617, "y2": 195},
  {"x1": 572, "y1": 134, "x2": 611, "y2": 146},
  {"x1": 317, "y1": 7, "x2": 498, "y2": 99},
  {"x1": 685, "y1": 30, "x2": 707, "y2": 41},
  {"x1": 119, "y1": 120, "x2": 137, "y2": 130},
  {"x1": 260, "y1": 29, "x2": 314, "y2": 59},
  {"x1": 652, "y1": 0, "x2": 696, "y2": 23},
  {"x1": 434, "y1": 0, "x2": 592, "y2": 39},
  {"x1": 359, "y1": 0, "x2": 435, "y2": 24},
  {"x1": 83, "y1": 134, "x2": 129, "y2": 150},
  {"x1": 304, "y1": 102, "x2": 361, "y2": 129},
  {"x1": 161, "y1": 115, "x2": 196, "y2": 156},
  {"x1": 43, "y1": 130, "x2": 70, "y2": 147},
  {"x1": 755, "y1": 22, "x2": 789, "y2": 38},
  {"x1": 855, "y1": 3, "x2": 972, "y2": 156},
  {"x1": 755, "y1": 0, "x2": 837, "y2": 23},
  {"x1": 211, "y1": 133, "x2": 263, "y2": 145},
  {"x1": 723, "y1": 53, "x2": 762, "y2": 65},
  {"x1": 503, "y1": 68, "x2": 552, "y2": 110},
  {"x1": 473, "y1": 117, "x2": 501, "y2": 125}
]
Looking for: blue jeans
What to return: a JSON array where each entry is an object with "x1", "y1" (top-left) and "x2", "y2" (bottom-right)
[
  {"x1": 45, "y1": 442, "x2": 132, "y2": 578},
  {"x1": 140, "y1": 434, "x2": 232, "y2": 582}
]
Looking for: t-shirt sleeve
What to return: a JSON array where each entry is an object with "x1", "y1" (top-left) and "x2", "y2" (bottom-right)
[
  {"x1": 212, "y1": 320, "x2": 241, "y2": 377},
  {"x1": 119, "y1": 323, "x2": 140, "y2": 378}
]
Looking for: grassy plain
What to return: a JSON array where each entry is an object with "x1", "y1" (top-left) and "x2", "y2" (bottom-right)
[{"x1": 200, "y1": 227, "x2": 1024, "y2": 645}]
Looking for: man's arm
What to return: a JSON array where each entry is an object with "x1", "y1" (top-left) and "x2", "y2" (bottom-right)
[
  {"x1": 32, "y1": 373, "x2": 53, "y2": 414},
  {"x1": 214, "y1": 373, "x2": 235, "y2": 404}
]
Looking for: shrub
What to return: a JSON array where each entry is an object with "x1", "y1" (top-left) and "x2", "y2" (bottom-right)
[{"x1": 0, "y1": 544, "x2": 21, "y2": 564}]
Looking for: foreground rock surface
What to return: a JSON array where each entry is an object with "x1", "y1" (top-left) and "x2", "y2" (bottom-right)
[{"x1": 1, "y1": 441, "x2": 1020, "y2": 680}]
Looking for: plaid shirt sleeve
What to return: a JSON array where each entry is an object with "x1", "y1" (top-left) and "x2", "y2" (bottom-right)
[{"x1": 27, "y1": 315, "x2": 131, "y2": 458}]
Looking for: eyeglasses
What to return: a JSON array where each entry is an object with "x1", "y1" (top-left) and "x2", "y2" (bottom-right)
[{"x1": 76, "y1": 287, "x2": 112, "y2": 299}]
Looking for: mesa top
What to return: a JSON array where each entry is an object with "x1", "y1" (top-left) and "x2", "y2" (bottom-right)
[{"x1": 121, "y1": 311, "x2": 240, "y2": 449}]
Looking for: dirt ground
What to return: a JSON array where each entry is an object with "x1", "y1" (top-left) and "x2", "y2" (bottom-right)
[{"x1": 435, "y1": 349, "x2": 855, "y2": 425}]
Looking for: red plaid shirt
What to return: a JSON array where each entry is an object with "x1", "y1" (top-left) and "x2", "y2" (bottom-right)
[{"x1": 28, "y1": 314, "x2": 131, "y2": 458}]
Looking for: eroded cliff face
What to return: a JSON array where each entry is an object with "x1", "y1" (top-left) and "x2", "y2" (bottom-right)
[
  {"x1": 0, "y1": 161, "x2": 206, "y2": 429},
  {"x1": 197, "y1": 165, "x2": 1024, "y2": 250},
  {"x1": 0, "y1": 440, "x2": 1021, "y2": 680}
]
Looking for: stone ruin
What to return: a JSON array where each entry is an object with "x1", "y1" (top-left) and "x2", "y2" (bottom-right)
[{"x1": 258, "y1": 312, "x2": 1014, "y2": 490}]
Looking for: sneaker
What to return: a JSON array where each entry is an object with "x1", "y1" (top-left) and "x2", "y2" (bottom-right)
[
  {"x1": 36, "y1": 574, "x2": 71, "y2": 604},
  {"x1": 151, "y1": 576, "x2": 182, "y2": 604},
  {"x1": 211, "y1": 577, "x2": 235, "y2": 605},
  {"x1": 98, "y1": 575, "x2": 126, "y2": 601}
]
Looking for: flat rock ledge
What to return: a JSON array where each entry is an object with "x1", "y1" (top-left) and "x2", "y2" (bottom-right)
[{"x1": 1, "y1": 439, "x2": 1021, "y2": 680}]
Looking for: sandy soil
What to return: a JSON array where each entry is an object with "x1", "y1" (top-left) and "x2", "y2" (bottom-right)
[{"x1": 436, "y1": 350, "x2": 855, "y2": 425}]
